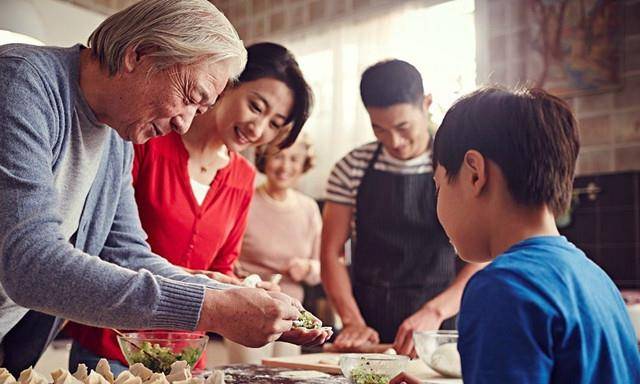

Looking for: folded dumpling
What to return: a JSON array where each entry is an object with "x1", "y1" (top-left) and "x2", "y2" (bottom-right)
[
  {"x1": 17, "y1": 367, "x2": 47, "y2": 384},
  {"x1": 84, "y1": 371, "x2": 110, "y2": 384},
  {"x1": 113, "y1": 372, "x2": 140, "y2": 384},
  {"x1": 205, "y1": 371, "x2": 224, "y2": 384},
  {"x1": 95, "y1": 359, "x2": 114, "y2": 384},
  {"x1": 144, "y1": 373, "x2": 168, "y2": 384},
  {"x1": 73, "y1": 365, "x2": 89, "y2": 381},
  {"x1": 0, "y1": 368, "x2": 16, "y2": 384},
  {"x1": 165, "y1": 361, "x2": 191, "y2": 383},
  {"x1": 172, "y1": 379, "x2": 203, "y2": 384},
  {"x1": 128, "y1": 364, "x2": 152, "y2": 382},
  {"x1": 51, "y1": 369, "x2": 83, "y2": 384}
]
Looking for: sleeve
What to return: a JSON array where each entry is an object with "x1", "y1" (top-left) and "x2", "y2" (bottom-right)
[
  {"x1": 457, "y1": 270, "x2": 555, "y2": 384},
  {"x1": 0, "y1": 57, "x2": 228, "y2": 332},
  {"x1": 209, "y1": 173, "x2": 256, "y2": 276},
  {"x1": 324, "y1": 154, "x2": 357, "y2": 206},
  {"x1": 303, "y1": 199, "x2": 322, "y2": 286}
]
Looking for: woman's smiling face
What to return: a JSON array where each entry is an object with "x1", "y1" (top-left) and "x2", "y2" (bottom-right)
[{"x1": 204, "y1": 77, "x2": 294, "y2": 152}]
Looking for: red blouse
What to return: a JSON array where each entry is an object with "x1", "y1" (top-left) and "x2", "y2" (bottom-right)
[{"x1": 66, "y1": 132, "x2": 255, "y2": 366}]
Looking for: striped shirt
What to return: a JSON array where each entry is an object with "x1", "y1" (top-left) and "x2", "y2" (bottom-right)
[{"x1": 325, "y1": 141, "x2": 433, "y2": 206}]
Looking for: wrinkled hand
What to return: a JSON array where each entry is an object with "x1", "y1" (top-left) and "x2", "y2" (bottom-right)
[
  {"x1": 279, "y1": 326, "x2": 333, "y2": 347},
  {"x1": 256, "y1": 280, "x2": 281, "y2": 292},
  {"x1": 181, "y1": 267, "x2": 243, "y2": 285},
  {"x1": 393, "y1": 306, "x2": 444, "y2": 356},
  {"x1": 200, "y1": 288, "x2": 301, "y2": 348},
  {"x1": 334, "y1": 323, "x2": 379, "y2": 349},
  {"x1": 287, "y1": 258, "x2": 311, "y2": 282},
  {"x1": 389, "y1": 372, "x2": 421, "y2": 384}
]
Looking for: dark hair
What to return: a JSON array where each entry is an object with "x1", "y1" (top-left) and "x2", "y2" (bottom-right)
[
  {"x1": 254, "y1": 133, "x2": 315, "y2": 174},
  {"x1": 235, "y1": 42, "x2": 313, "y2": 149},
  {"x1": 432, "y1": 86, "x2": 580, "y2": 216},
  {"x1": 359, "y1": 59, "x2": 424, "y2": 108}
]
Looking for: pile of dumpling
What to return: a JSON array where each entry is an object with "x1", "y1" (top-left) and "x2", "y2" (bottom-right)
[{"x1": 0, "y1": 359, "x2": 225, "y2": 384}]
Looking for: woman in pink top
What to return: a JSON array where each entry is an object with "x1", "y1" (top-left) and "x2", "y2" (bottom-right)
[{"x1": 226, "y1": 135, "x2": 321, "y2": 362}]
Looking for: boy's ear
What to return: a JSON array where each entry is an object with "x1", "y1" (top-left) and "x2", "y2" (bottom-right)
[{"x1": 462, "y1": 150, "x2": 487, "y2": 197}]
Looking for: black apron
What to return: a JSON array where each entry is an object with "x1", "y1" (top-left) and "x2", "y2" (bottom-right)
[{"x1": 352, "y1": 143, "x2": 456, "y2": 343}]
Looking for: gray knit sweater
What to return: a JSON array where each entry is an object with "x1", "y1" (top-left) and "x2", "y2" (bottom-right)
[{"x1": 0, "y1": 44, "x2": 231, "y2": 344}]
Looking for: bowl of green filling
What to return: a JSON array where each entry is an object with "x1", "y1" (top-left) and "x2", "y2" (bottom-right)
[
  {"x1": 339, "y1": 354, "x2": 409, "y2": 384},
  {"x1": 117, "y1": 331, "x2": 208, "y2": 374}
]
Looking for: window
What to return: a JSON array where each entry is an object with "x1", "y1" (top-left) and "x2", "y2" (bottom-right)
[{"x1": 278, "y1": 0, "x2": 477, "y2": 198}]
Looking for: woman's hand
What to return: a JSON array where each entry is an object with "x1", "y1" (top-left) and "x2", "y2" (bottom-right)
[
  {"x1": 181, "y1": 267, "x2": 243, "y2": 285},
  {"x1": 287, "y1": 258, "x2": 311, "y2": 282}
]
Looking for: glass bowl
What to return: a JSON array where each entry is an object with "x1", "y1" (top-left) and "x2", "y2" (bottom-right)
[
  {"x1": 116, "y1": 331, "x2": 208, "y2": 374},
  {"x1": 413, "y1": 330, "x2": 461, "y2": 378},
  {"x1": 339, "y1": 353, "x2": 409, "y2": 384}
]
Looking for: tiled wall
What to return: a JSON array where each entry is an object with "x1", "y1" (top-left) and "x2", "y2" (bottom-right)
[
  {"x1": 477, "y1": 0, "x2": 640, "y2": 176},
  {"x1": 559, "y1": 172, "x2": 640, "y2": 288}
]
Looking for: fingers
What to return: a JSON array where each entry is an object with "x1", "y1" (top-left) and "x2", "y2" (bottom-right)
[
  {"x1": 389, "y1": 372, "x2": 421, "y2": 384},
  {"x1": 393, "y1": 325, "x2": 412, "y2": 355},
  {"x1": 268, "y1": 292, "x2": 301, "y2": 320}
]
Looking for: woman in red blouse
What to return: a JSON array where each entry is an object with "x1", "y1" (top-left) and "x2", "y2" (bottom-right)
[{"x1": 66, "y1": 42, "x2": 314, "y2": 374}]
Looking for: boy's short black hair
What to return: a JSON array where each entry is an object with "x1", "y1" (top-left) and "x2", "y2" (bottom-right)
[
  {"x1": 237, "y1": 42, "x2": 313, "y2": 149},
  {"x1": 433, "y1": 86, "x2": 580, "y2": 216},
  {"x1": 360, "y1": 59, "x2": 424, "y2": 107}
]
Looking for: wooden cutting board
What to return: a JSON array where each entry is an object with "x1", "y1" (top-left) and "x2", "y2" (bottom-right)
[
  {"x1": 262, "y1": 353, "x2": 342, "y2": 374},
  {"x1": 261, "y1": 353, "x2": 463, "y2": 383}
]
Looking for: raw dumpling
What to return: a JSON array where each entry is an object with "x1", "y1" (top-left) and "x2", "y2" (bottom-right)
[
  {"x1": 204, "y1": 371, "x2": 224, "y2": 384},
  {"x1": 114, "y1": 372, "x2": 134, "y2": 384},
  {"x1": 128, "y1": 364, "x2": 152, "y2": 381},
  {"x1": 96, "y1": 359, "x2": 114, "y2": 384},
  {"x1": 0, "y1": 368, "x2": 16, "y2": 384},
  {"x1": 51, "y1": 369, "x2": 83, "y2": 384},
  {"x1": 73, "y1": 365, "x2": 89, "y2": 381},
  {"x1": 144, "y1": 373, "x2": 168, "y2": 384},
  {"x1": 17, "y1": 367, "x2": 47, "y2": 384},
  {"x1": 84, "y1": 371, "x2": 110, "y2": 384},
  {"x1": 165, "y1": 361, "x2": 191, "y2": 383}
]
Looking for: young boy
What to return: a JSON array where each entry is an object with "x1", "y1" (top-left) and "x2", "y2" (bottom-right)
[{"x1": 391, "y1": 87, "x2": 640, "y2": 383}]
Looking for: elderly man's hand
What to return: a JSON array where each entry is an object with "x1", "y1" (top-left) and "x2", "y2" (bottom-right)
[
  {"x1": 279, "y1": 326, "x2": 333, "y2": 347},
  {"x1": 197, "y1": 288, "x2": 300, "y2": 347}
]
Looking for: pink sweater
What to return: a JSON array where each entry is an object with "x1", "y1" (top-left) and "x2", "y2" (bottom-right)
[{"x1": 239, "y1": 187, "x2": 322, "y2": 301}]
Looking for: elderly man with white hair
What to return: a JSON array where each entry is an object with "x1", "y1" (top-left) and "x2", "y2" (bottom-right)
[{"x1": 0, "y1": 0, "x2": 329, "y2": 374}]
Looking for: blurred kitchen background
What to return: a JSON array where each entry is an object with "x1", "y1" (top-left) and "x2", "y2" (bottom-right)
[{"x1": 1, "y1": 0, "x2": 639, "y2": 371}]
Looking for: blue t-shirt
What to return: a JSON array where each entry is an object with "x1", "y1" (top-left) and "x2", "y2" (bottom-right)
[{"x1": 458, "y1": 236, "x2": 640, "y2": 383}]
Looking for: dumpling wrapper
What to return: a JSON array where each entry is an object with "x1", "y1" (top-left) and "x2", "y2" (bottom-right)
[
  {"x1": 73, "y1": 365, "x2": 89, "y2": 381},
  {"x1": 144, "y1": 373, "x2": 168, "y2": 384},
  {"x1": 84, "y1": 371, "x2": 110, "y2": 384},
  {"x1": 17, "y1": 368, "x2": 47, "y2": 384},
  {"x1": 0, "y1": 368, "x2": 16, "y2": 384},
  {"x1": 128, "y1": 364, "x2": 152, "y2": 381},
  {"x1": 96, "y1": 359, "x2": 114, "y2": 384}
]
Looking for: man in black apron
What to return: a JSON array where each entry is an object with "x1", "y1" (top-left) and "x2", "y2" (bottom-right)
[{"x1": 322, "y1": 60, "x2": 484, "y2": 355}]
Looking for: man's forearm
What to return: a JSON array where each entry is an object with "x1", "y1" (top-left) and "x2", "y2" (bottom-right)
[
  {"x1": 421, "y1": 263, "x2": 487, "y2": 320},
  {"x1": 321, "y1": 254, "x2": 365, "y2": 326}
]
